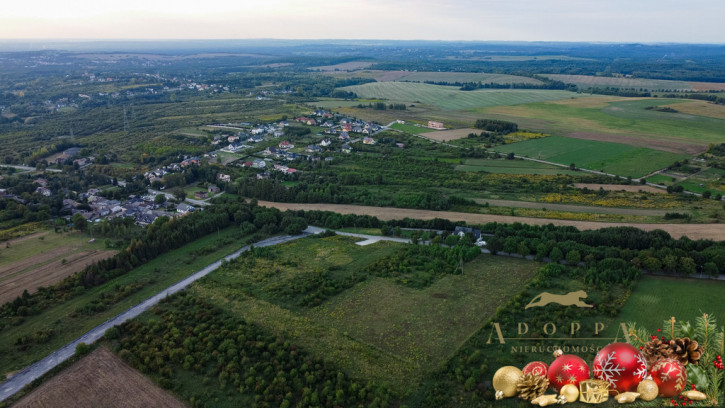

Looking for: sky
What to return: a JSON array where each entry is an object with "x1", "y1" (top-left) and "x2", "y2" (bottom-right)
[{"x1": 2, "y1": 0, "x2": 724, "y2": 43}]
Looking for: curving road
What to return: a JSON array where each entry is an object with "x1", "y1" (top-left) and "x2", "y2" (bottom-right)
[{"x1": 0, "y1": 226, "x2": 325, "y2": 403}]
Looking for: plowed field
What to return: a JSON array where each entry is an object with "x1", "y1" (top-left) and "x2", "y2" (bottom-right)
[{"x1": 13, "y1": 347, "x2": 185, "y2": 408}]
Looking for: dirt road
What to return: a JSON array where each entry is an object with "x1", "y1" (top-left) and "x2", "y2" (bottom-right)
[{"x1": 257, "y1": 201, "x2": 725, "y2": 240}]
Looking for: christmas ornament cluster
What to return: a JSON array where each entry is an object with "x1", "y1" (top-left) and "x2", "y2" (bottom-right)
[{"x1": 493, "y1": 340, "x2": 710, "y2": 405}]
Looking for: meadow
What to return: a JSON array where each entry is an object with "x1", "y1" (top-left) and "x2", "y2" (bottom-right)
[
  {"x1": 454, "y1": 158, "x2": 581, "y2": 175},
  {"x1": 605, "y1": 275, "x2": 725, "y2": 337},
  {"x1": 340, "y1": 82, "x2": 581, "y2": 110},
  {"x1": 494, "y1": 136, "x2": 688, "y2": 178},
  {"x1": 389, "y1": 122, "x2": 436, "y2": 134},
  {"x1": 192, "y1": 235, "x2": 538, "y2": 393},
  {"x1": 482, "y1": 98, "x2": 725, "y2": 152}
]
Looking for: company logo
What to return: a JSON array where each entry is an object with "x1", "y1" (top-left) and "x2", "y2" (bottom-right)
[{"x1": 525, "y1": 290, "x2": 593, "y2": 309}]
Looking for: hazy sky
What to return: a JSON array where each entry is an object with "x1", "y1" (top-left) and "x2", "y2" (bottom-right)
[{"x1": 2, "y1": 0, "x2": 724, "y2": 43}]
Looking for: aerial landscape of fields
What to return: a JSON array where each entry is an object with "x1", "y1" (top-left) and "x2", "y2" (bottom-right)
[{"x1": 1, "y1": 2, "x2": 725, "y2": 407}]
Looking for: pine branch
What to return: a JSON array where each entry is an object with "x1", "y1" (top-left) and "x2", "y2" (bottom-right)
[{"x1": 626, "y1": 322, "x2": 649, "y2": 348}]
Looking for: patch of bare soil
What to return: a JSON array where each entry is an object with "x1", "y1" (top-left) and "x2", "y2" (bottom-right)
[
  {"x1": 0, "y1": 250, "x2": 116, "y2": 304},
  {"x1": 422, "y1": 128, "x2": 476, "y2": 141},
  {"x1": 572, "y1": 183, "x2": 666, "y2": 194},
  {"x1": 567, "y1": 132, "x2": 706, "y2": 155},
  {"x1": 258, "y1": 201, "x2": 725, "y2": 241},
  {"x1": 312, "y1": 61, "x2": 374, "y2": 71},
  {"x1": 687, "y1": 82, "x2": 725, "y2": 91},
  {"x1": 13, "y1": 347, "x2": 185, "y2": 408}
]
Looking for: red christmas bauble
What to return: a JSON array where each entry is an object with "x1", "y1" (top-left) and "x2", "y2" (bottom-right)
[
  {"x1": 592, "y1": 342, "x2": 648, "y2": 394},
  {"x1": 650, "y1": 358, "x2": 687, "y2": 397},
  {"x1": 523, "y1": 361, "x2": 549, "y2": 378},
  {"x1": 547, "y1": 352, "x2": 590, "y2": 391}
]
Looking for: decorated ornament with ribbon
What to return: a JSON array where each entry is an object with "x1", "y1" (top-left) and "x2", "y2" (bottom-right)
[
  {"x1": 523, "y1": 361, "x2": 549, "y2": 378},
  {"x1": 592, "y1": 342, "x2": 648, "y2": 394},
  {"x1": 649, "y1": 358, "x2": 686, "y2": 398},
  {"x1": 547, "y1": 349, "x2": 590, "y2": 391},
  {"x1": 493, "y1": 366, "x2": 522, "y2": 399}
]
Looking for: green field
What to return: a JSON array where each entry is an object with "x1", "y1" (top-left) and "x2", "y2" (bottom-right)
[
  {"x1": 393, "y1": 72, "x2": 543, "y2": 85},
  {"x1": 340, "y1": 82, "x2": 581, "y2": 110},
  {"x1": 609, "y1": 275, "x2": 725, "y2": 336},
  {"x1": 192, "y1": 236, "x2": 538, "y2": 392},
  {"x1": 483, "y1": 98, "x2": 725, "y2": 148},
  {"x1": 0, "y1": 230, "x2": 106, "y2": 269},
  {"x1": 0, "y1": 227, "x2": 256, "y2": 375},
  {"x1": 645, "y1": 174, "x2": 677, "y2": 185},
  {"x1": 390, "y1": 122, "x2": 436, "y2": 133},
  {"x1": 494, "y1": 136, "x2": 688, "y2": 178},
  {"x1": 455, "y1": 158, "x2": 581, "y2": 175}
]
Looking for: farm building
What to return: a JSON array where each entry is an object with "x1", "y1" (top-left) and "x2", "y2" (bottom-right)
[{"x1": 428, "y1": 120, "x2": 444, "y2": 129}]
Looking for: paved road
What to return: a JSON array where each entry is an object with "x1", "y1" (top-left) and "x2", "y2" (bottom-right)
[
  {"x1": 0, "y1": 165, "x2": 61, "y2": 173},
  {"x1": 0, "y1": 226, "x2": 325, "y2": 403}
]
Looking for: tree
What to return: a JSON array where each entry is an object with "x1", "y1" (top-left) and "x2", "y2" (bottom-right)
[
  {"x1": 569, "y1": 163, "x2": 576, "y2": 170},
  {"x1": 71, "y1": 213, "x2": 88, "y2": 232},
  {"x1": 703, "y1": 262, "x2": 719, "y2": 277},
  {"x1": 172, "y1": 188, "x2": 186, "y2": 201},
  {"x1": 702, "y1": 190, "x2": 712, "y2": 199},
  {"x1": 566, "y1": 250, "x2": 581, "y2": 265},
  {"x1": 154, "y1": 194, "x2": 167, "y2": 204},
  {"x1": 549, "y1": 247, "x2": 563, "y2": 263}
]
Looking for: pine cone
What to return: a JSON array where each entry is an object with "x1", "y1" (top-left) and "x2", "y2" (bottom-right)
[
  {"x1": 667, "y1": 337, "x2": 703, "y2": 365},
  {"x1": 516, "y1": 373, "x2": 549, "y2": 401},
  {"x1": 643, "y1": 338, "x2": 671, "y2": 367}
]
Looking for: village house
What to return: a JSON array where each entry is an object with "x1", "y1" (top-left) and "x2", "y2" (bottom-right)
[
  {"x1": 428, "y1": 120, "x2": 444, "y2": 129},
  {"x1": 208, "y1": 185, "x2": 221, "y2": 194},
  {"x1": 176, "y1": 203, "x2": 194, "y2": 214},
  {"x1": 217, "y1": 173, "x2": 231, "y2": 182},
  {"x1": 362, "y1": 137, "x2": 376, "y2": 145},
  {"x1": 194, "y1": 191, "x2": 209, "y2": 200},
  {"x1": 320, "y1": 138, "x2": 332, "y2": 147},
  {"x1": 279, "y1": 141, "x2": 294, "y2": 149}
]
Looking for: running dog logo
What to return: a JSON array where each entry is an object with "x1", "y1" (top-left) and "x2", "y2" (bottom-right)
[{"x1": 525, "y1": 290, "x2": 593, "y2": 309}]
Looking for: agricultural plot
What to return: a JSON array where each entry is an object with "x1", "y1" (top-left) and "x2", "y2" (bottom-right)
[
  {"x1": 482, "y1": 98, "x2": 725, "y2": 153},
  {"x1": 390, "y1": 122, "x2": 436, "y2": 133},
  {"x1": 455, "y1": 158, "x2": 581, "y2": 175},
  {"x1": 421, "y1": 128, "x2": 477, "y2": 141},
  {"x1": 544, "y1": 74, "x2": 696, "y2": 91},
  {"x1": 608, "y1": 276, "x2": 725, "y2": 337},
  {"x1": 340, "y1": 82, "x2": 581, "y2": 110},
  {"x1": 13, "y1": 347, "x2": 185, "y2": 408},
  {"x1": 0, "y1": 231, "x2": 114, "y2": 304},
  {"x1": 391, "y1": 71, "x2": 543, "y2": 85},
  {"x1": 494, "y1": 136, "x2": 688, "y2": 178},
  {"x1": 194, "y1": 236, "x2": 538, "y2": 392}
]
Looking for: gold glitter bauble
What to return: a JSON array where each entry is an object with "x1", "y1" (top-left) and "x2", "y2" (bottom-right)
[
  {"x1": 636, "y1": 379, "x2": 658, "y2": 402},
  {"x1": 560, "y1": 383, "x2": 579, "y2": 403},
  {"x1": 493, "y1": 366, "x2": 522, "y2": 399}
]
